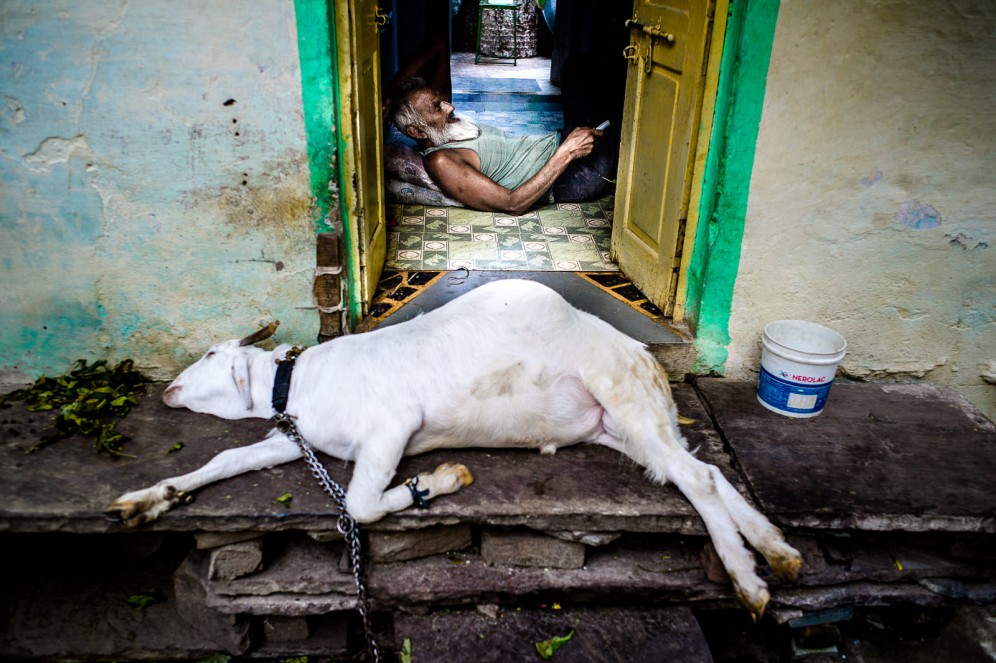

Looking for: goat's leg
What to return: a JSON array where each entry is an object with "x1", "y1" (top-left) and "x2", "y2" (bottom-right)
[
  {"x1": 662, "y1": 451, "x2": 772, "y2": 620},
  {"x1": 706, "y1": 465, "x2": 802, "y2": 583},
  {"x1": 344, "y1": 444, "x2": 473, "y2": 524},
  {"x1": 595, "y1": 414, "x2": 772, "y2": 617},
  {"x1": 106, "y1": 431, "x2": 302, "y2": 527}
]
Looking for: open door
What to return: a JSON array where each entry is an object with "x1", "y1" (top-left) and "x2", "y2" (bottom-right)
[
  {"x1": 611, "y1": 0, "x2": 715, "y2": 316},
  {"x1": 334, "y1": 0, "x2": 387, "y2": 315}
]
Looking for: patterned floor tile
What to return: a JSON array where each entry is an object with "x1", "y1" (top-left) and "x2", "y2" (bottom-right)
[{"x1": 386, "y1": 197, "x2": 617, "y2": 272}]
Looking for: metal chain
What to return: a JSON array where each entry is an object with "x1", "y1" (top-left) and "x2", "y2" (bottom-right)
[{"x1": 274, "y1": 413, "x2": 382, "y2": 663}]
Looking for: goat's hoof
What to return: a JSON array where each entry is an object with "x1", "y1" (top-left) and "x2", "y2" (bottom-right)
[
  {"x1": 429, "y1": 463, "x2": 474, "y2": 495},
  {"x1": 437, "y1": 462, "x2": 474, "y2": 487},
  {"x1": 736, "y1": 584, "x2": 770, "y2": 623},
  {"x1": 771, "y1": 551, "x2": 803, "y2": 584},
  {"x1": 105, "y1": 484, "x2": 183, "y2": 527}
]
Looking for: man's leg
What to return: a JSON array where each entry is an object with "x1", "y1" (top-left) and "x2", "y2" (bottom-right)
[{"x1": 551, "y1": 125, "x2": 619, "y2": 202}]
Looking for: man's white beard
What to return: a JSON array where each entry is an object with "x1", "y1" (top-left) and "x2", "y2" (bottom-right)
[{"x1": 424, "y1": 116, "x2": 480, "y2": 147}]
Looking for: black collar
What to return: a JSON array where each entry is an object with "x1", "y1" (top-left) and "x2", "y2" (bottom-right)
[{"x1": 271, "y1": 346, "x2": 305, "y2": 415}]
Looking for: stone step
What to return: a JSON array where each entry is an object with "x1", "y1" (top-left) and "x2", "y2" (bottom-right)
[
  {"x1": 393, "y1": 606, "x2": 715, "y2": 663},
  {"x1": 199, "y1": 529, "x2": 996, "y2": 616},
  {"x1": 700, "y1": 379, "x2": 996, "y2": 532}
]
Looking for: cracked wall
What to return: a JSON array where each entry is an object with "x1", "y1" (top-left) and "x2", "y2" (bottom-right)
[
  {"x1": 0, "y1": 1, "x2": 316, "y2": 382},
  {"x1": 726, "y1": 0, "x2": 995, "y2": 419}
]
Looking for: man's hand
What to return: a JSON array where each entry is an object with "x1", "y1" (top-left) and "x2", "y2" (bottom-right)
[{"x1": 557, "y1": 127, "x2": 603, "y2": 161}]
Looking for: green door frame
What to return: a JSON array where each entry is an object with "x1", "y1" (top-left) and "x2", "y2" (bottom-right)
[
  {"x1": 294, "y1": 0, "x2": 362, "y2": 325},
  {"x1": 293, "y1": 0, "x2": 781, "y2": 371},
  {"x1": 683, "y1": 0, "x2": 780, "y2": 373}
]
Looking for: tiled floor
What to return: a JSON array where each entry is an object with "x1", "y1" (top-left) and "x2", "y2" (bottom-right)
[{"x1": 386, "y1": 196, "x2": 617, "y2": 272}]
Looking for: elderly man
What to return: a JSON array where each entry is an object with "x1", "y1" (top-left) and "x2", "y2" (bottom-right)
[{"x1": 391, "y1": 77, "x2": 616, "y2": 215}]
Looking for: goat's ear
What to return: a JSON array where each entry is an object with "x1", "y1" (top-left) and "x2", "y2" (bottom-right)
[{"x1": 231, "y1": 357, "x2": 253, "y2": 411}]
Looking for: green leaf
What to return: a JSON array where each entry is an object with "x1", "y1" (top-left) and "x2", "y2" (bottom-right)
[
  {"x1": 2, "y1": 358, "x2": 148, "y2": 457},
  {"x1": 125, "y1": 588, "x2": 166, "y2": 609},
  {"x1": 195, "y1": 655, "x2": 232, "y2": 663},
  {"x1": 399, "y1": 638, "x2": 412, "y2": 663},
  {"x1": 535, "y1": 631, "x2": 573, "y2": 660},
  {"x1": 274, "y1": 492, "x2": 294, "y2": 506},
  {"x1": 166, "y1": 442, "x2": 185, "y2": 455}
]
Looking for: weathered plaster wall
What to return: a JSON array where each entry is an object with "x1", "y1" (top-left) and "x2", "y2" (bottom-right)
[
  {"x1": 727, "y1": 0, "x2": 995, "y2": 417},
  {"x1": 0, "y1": 1, "x2": 316, "y2": 383}
]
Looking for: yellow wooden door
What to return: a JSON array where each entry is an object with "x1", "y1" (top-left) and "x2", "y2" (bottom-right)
[
  {"x1": 611, "y1": 0, "x2": 715, "y2": 316},
  {"x1": 335, "y1": 0, "x2": 386, "y2": 315}
]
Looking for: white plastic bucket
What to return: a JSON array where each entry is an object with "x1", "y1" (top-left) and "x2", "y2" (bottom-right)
[{"x1": 757, "y1": 320, "x2": 847, "y2": 418}]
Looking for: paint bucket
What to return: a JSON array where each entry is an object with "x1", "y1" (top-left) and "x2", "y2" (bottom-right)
[{"x1": 757, "y1": 320, "x2": 847, "y2": 418}]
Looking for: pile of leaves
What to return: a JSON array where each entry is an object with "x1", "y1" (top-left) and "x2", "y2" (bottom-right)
[{"x1": 0, "y1": 358, "x2": 149, "y2": 457}]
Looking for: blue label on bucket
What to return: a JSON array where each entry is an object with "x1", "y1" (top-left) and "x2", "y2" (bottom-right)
[{"x1": 757, "y1": 367, "x2": 834, "y2": 414}]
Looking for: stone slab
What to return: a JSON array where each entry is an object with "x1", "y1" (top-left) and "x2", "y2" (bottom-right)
[
  {"x1": 368, "y1": 532, "x2": 996, "y2": 611},
  {"x1": 255, "y1": 612, "x2": 350, "y2": 657},
  {"x1": 696, "y1": 379, "x2": 996, "y2": 532},
  {"x1": 481, "y1": 528, "x2": 586, "y2": 568},
  {"x1": 369, "y1": 524, "x2": 473, "y2": 563},
  {"x1": 210, "y1": 534, "x2": 354, "y2": 598},
  {"x1": 0, "y1": 383, "x2": 739, "y2": 536},
  {"x1": 394, "y1": 606, "x2": 715, "y2": 663}
]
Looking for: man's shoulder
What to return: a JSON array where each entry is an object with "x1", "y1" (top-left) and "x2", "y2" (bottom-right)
[{"x1": 424, "y1": 146, "x2": 478, "y2": 170}]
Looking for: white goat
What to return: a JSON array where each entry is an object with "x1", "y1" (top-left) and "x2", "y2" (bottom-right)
[{"x1": 107, "y1": 279, "x2": 800, "y2": 618}]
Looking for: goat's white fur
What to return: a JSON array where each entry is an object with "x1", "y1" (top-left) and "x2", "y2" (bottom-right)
[{"x1": 108, "y1": 279, "x2": 801, "y2": 617}]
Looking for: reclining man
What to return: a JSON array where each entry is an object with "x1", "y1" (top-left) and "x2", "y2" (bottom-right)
[{"x1": 385, "y1": 38, "x2": 620, "y2": 215}]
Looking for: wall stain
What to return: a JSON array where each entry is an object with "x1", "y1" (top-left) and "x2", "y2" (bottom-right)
[
  {"x1": 182, "y1": 151, "x2": 314, "y2": 234},
  {"x1": 894, "y1": 200, "x2": 941, "y2": 229}
]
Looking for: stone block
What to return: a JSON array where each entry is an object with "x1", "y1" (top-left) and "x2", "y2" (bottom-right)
[
  {"x1": 369, "y1": 524, "x2": 473, "y2": 563},
  {"x1": 700, "y1": 541, "x2": 730, "y2": 584},
  {"x1": 173, "y1": 551, "x2": 252, "y2": 654},
  {"x1": 195, "y1": 531, "x2": 263, "y2": 550},
  {"x1": 209, "y1": 539, "x2": 264, "y2": 580},
  {"x1": 481, "y1": 529, "x2": 585, "y2": 569},
  {"x1": 262, "y1": 615, "x2": 310, "y2": 642},
  {"x1": 547, "y1": 530, "x2": 621, "y2": 547}
]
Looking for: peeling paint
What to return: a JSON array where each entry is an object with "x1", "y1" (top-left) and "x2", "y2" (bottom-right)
[
  {"x1": 22, "y1": 135, "x2": 92, "y2": 173},
  {"x1": 2, "y1": 95, "x2": 26, "y2": 126},
  {"x1": 946, "y1": 232, "x2": 988, "y2": 250}
]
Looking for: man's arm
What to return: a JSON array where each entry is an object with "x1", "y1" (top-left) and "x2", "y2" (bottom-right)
[
  {"x1": 383, "y1": 36, "x2": 451, "y2": 123},
  {"x1": 424, "y1": 128, "x2": 603, "y2": 216}
]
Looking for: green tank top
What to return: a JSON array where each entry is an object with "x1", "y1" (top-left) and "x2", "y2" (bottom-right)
[{"x1": 421, "y1": 125, "x2": 559, "y2": 191}]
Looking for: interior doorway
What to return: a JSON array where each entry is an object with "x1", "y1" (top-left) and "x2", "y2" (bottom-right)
[
  {"x1": 379, "y1": 1, "x2": 630, "y2": 270},
  {"x1": 350, "y1": 0, "x2": 723, "y2": 329}
]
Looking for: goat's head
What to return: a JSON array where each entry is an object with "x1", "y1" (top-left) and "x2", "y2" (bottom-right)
[{"x1": 162, "y1": 321, "x2": 280, "y2": 420}]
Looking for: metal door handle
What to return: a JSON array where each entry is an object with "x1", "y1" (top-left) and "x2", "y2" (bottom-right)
[{"x1": 623, "y1": 43, "x2": 652, "y2": 74}]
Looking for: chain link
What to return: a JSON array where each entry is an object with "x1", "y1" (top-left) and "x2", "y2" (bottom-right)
[{"x1": 275, "y1": 413, "x2": 382, "y2": 663}]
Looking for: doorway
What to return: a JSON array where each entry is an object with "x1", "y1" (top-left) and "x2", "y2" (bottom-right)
[{"x1": 337, "y1": 0, "x2": 726, "y2": 331}]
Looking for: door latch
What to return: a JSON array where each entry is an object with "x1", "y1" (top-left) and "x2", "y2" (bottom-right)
[{"x1": 625, "y1": 18, "x2": 675, "y2": 44}]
